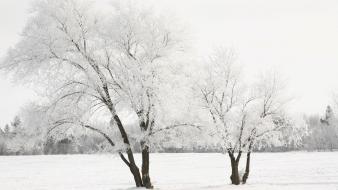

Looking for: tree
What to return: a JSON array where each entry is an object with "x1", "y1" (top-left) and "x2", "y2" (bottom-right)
[
  {"x1": 10, "y1": 116, "x2": 22, "y2": 135},
  {"x1": 196, "y1": 48, "x2": 246, "y2": 184},
  {"x1": 3, "y1": 124, "x2": 10, "y2": 134},
  {"x1": 0, "y1": 127, "x2": 5, "y2": 148},
  {"x1": 0, "y1": 129, "x2": 6, "y2": 155},
  {"x1": 196, "y1": 48, "x2": 307, "y2": 185},
  {"x1": 304, "y1": 112, "x2": 338, "y2": 151},
  {"x1": 0, "y1": 104, "x2": 46, "y2": 154},
  {"x1": 240, "y1": 71, "x2": 303, "y2": 184},
  {"x1": 11, "y1": 116, "x2": 21, "y2": 128},
  {"x1": 0, "y1": 128, "x2": 3, "y2": 136},
  {"x1": 320, "y1": 105, "x2": 334, "y2": 125},
  {"x1": 316, "y1": 105, "x2": 338, "y2": 151},
  {"x1": 1, "y1": 0, "x2": 186, "y2": 188}
]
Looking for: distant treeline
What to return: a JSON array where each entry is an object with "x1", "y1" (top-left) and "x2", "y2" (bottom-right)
[{"x1": 1, "y1": 106, "x2": 338, "y2": 155}]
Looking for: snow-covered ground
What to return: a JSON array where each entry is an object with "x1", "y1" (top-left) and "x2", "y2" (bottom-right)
[{"x1": 1, "y1": 152, "x2": 338, "y2": 190}]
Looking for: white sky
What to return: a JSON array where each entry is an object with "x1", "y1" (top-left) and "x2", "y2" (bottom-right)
[{"x1": 1, "y1": 0, "x2": 338, "y2": 126}]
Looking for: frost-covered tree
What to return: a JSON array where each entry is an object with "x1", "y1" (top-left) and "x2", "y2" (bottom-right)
[
  {"x1": 0, "y1": 0, "x2": 190, "y2": 188},
  {"x1": 239, "y1": 71, "x2": 307, "y2": 184},
  {"x1": 19, "y1": 103, "x2": 49, "y2": 154},
  {"x1": 320, "y1": 106, "x2": 338, "y2": 150},
  {"x1": 320, "y1": 105, "x2": 334, "y2": 125},
  {"x1": 10, "y1": 116, "x2": 22, "y2": 135},
  {"x1": 0, "y1": 127, "x2": 6, "y2": 154},
  {"x1": 304, "y1": 105, "x2": 338, "y2": 151},
  {"x1": 0, "y1": 127, "x2": 4, "y2": 136},
  {"x1": 196, "y1": 49, "x2": 307, "y2": 185},
  {"x1": 0, "y1": 104, "x2": 47, "y2": 155},
  {"x1": 4, "y1": 124, "x2": 10, "y2": 135}
]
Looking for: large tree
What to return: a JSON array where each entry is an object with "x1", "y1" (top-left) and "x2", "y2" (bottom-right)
[{"x1": 1, "y1": 0, "x2": 186, "y2": 188}]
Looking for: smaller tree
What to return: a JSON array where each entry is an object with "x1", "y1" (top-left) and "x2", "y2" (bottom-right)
[
  {"x1": 11, "y1": 116, "x2": 21, "y2": 128},
  {"x1": 0, "y1": 127, "x2": 4, "y2": 136},
  {"x1": 318, "y1": 105, "x2": 338, "y2": 151},
  {"x1": 320, "y1": 105, "x2": 334, "y2": 125},
  {"x1": 4, "y1": 124, "x2": 10, "y2": 135},
  {"x1": 196, "y1": 48, "x2": 307, "y2": 185},
  {"x1": 0, "y1": 127, "x2": 6, "y2": 154},
  {"x1": 10, "y1": 116, "x2": 22, "y2": 136}
]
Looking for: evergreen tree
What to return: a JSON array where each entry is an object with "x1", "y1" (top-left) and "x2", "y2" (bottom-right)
[
  {"x1": 0, "y1": 127, "x2": 4, "y2": 136},
  {"x1": 4, "y1": 124, "x2": 10, "y2": 134},
  {"x1": 11, "y1": 116, "x2": 21, "y2": 129},
  {"x1": 320, "y1": 105, "x2": 334, "y2": 125},
  {"x1": 11, "y1": 116, "x2": 22, "y2": 135}
]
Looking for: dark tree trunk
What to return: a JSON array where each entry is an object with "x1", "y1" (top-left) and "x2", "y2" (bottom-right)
[
  {"x1": 242, "y1": 151, "x2": 251, "y2": 184},
  {"x1": 141, "y1": 141, "x2": 153, "y2": 189},
  {"x1": 113, "y1": 115, "x2": 143, "y2": 187},
  {"x1": 129, "y1": 162, "x2": 143, "y2": 187},
  {"x1": 230, "y1": 160, "x2": 240, "y2": 185},
  {"x1": 140, "y1": 119, "x2": 153, "y2": 189},
  {"x1": 228, "y1": 151, "x2": 241, "y2": 185}
]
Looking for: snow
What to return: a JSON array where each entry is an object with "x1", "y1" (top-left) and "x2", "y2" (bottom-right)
[{"x1": 1, "y1": 152, "x2": 338, "y2": 190}]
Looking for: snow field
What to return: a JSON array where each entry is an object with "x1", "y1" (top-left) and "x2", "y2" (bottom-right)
[{"x1": 1, "y1": 152, "x2": 338, "y2": 190}]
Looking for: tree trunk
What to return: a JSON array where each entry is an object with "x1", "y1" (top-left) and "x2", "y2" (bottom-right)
[
  {"x1": 242, "y1": 151, "x2": 251, "y2": 184},
  {"x1": 113, "y1": 115, "x2": 143, "y2": 187},
  {"x1": 139, "y1": 119, "x2": 153, "y2": 189},
  {"x1": 228, "y1": 152, "x2": 241, "y2": 185},
  {"x1": 129, "y1": 162, "x2": 143, "y2": 187},
  {"x1": 141, "y1": 141, "x2": 153, "y2": 189}
]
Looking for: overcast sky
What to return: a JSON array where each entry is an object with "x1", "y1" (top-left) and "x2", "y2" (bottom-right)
[{"x1": 1, "y1": 0, "x2": 338, "y2": 126}]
